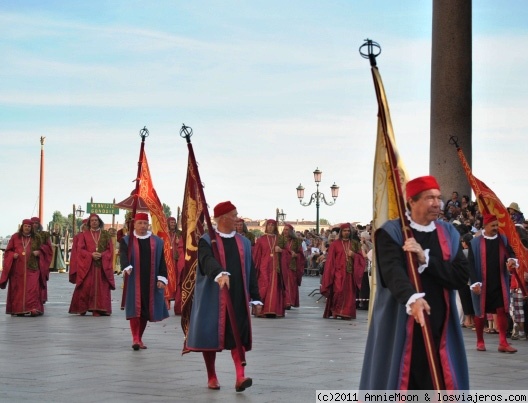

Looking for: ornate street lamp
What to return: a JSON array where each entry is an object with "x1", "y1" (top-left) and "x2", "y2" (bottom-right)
[
  {"x1": 72, "y1": 204, "x2": 85, "y2": 236},
  {"x1": 296, "y1": 167, "x2": 339, "y2": 234},
  {"x1": 276, "y1": 208, "x2": 287, "y2": 230}
]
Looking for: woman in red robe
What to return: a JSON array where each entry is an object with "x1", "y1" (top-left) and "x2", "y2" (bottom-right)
[
  {"x1": 279, "y1": 224, "x2": 305, "y2": 309},
  {"x1": 252, "y1": 219, "x2": 284, "y2": 317},
  {"x1": 68, "y1": 214, "x2": 115, "y2": 316},
  {"x1": 321, "y1": 223, "x2": 366, "y2": 319},
  {"x1": 0, "y1": 219, "x2": 49, "y2": 316}
]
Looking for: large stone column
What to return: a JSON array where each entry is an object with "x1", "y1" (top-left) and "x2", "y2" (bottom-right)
[{"x1": 430, "y1": 0, "x2": 472, "y2": 199}]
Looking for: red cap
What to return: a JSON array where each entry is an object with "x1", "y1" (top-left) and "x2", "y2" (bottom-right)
[
  {"x1": 82, "y1": 219, "x2": 88, "y2": 224},
  {"x1": 135, "y1": 213, "x2": 149, "y2": 222},
  {"x1": 340, "y1": 223, "x2": 351, "y2": 229},
  {"x1": 214, "y1": 201, "x2": 236, "y2": 218},
  {"x1": 168, "y1": 216, "x2": 177, "y2": 222},
  {"x1": 22, "y1": 219, "x2": 33, "y2": 225},
  {"x1": 406, "y1": 176, "x2": 440, "y2": 199},
  {"x1": 483, "y1": 213, "x2": 498, "y2": 225},
  {"x1": 31, "y1": 216, "x2": 40, "y2": 223},
  {"x1": 284, "y1": 224, "x2": 294, "y2": 230}
]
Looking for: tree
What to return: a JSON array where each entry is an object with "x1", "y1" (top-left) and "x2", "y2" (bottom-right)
[
  {"x1": 250, "y1": 229, "x2": 263, "y2": 238},
  {"x1": 162, "y1": 203, "x2": 172, "y2": 218}
]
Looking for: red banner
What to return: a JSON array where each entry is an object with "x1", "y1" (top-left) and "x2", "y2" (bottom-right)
[
  {"x1": 138, "y1": 152, "x2": 177, "y2": 301},
  {"x1": 456, "y1": 147, "x2": 527, "y2": 292},
  {"x1": 180, "y1": 148, "x2": 206, "y2": 351}
]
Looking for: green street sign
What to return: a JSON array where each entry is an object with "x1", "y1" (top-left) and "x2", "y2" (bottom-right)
[{"x1": 87, "y1": 203, "x2": 120, "y2": 215}]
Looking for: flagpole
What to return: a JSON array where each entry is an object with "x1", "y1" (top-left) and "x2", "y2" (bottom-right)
[
  {"x1": 121, "y1": 126, "x2": 149, "y2": 310},
  {"x1": 361, "y1": 39, "x2": 445, "y2": 390},
  {"x1": 180, "y1": 124, "x2": 247, "y2": 366}
]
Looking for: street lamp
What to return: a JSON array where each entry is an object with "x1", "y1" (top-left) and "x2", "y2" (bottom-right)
[
  {"x1": 276, "y1": 208, "x2": 287, "y2": 230},
  {"x1": 296, "y1": 167, "x2": 339, "y2": 234},
  {"x1": 72, "y1": 204, "x2": 85, "y2": 236}
]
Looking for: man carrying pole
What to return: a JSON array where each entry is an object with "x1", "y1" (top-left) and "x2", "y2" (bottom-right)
[{"x1": 185, "y1": 201, "x2": 262, "y2": 392}]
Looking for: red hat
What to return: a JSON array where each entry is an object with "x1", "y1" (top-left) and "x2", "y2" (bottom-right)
[
  {"x1": 168, "y1": 216, "x2": 177, "y2": 222},
  {"x1": 266, "y1": 219, "x2": 277, "y2": 224},
  {"x1": 235, "y1": 218, "x2": 244, "y2": 223},
  {"x1": 214, "y1": 201, "x2": 236, "y2": 218},
  {"x1": 82, "y1": 219, "x2": 88, "y2": 224},
  {"x1": 483, "y1": 213, "x2": 498, "y2": 225},
  {"x1": 135, "y1": 213, "x2": 149, "y2": 222},
  {"x1": 340, "y1": 223, "x2": 351, "y2": 229},
  {"x1": 406, "y1": 176, "x2": 440, "y2": 199},
  {"x1": 284, "y1": 223, "x2": 294, "y2": 230},
  {"x1": 31, "y1": 216, "x2": 40, "y2": 223},
  {"x1": 22, "y1": 219, "x2": 33, "y2": 225}
]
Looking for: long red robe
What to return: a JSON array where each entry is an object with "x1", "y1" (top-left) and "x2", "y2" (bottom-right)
[
  {"x1": 280, "y1": 238, "x2": 305, "y2": 308},
  {"x1": 252, "y1": 234, "x2": 284, "y2": 317},
  {"x1": 38, "y1": 232, "x2": 53, "y2": 303},
  {"x1": 320, "y1": 239, "x2": 365, "y2": 319},
  {"x1": 0, "y1": 233, "x2": 49, "y2": 315},
  {"x1": 68, "y1": 230, "x2": 115, "y2": 315},
  {"x1": 169, "y1": 231, "x2": 184, "y2": 315}
]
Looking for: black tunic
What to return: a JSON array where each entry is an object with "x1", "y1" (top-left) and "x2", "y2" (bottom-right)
[{"x1": 198, "y1": 236, "x2": 260, "y2": 349}]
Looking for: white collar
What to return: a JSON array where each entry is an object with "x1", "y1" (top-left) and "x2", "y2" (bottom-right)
[
  {"x1": 214, "y1": 226, "x2": 236, "y2": 238},
  {"x1": 406, "y1": 211, "x2": 436, "y2": 233},
  {"x1": 134, "y1": 230, "x2": 152, "y2": 240},
  {"x1": 482, "y1": 230, "x2": 497, "y2": 240}
]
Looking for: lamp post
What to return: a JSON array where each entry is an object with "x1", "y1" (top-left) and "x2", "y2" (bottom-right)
[
  {"x1": 72, "y1": 204, "x2": 85, "y2": 236},
  {"x1": 296, "y1": 168, "x2": 339, "y2": 234},
  {"x1": 276, "y1": 208, "x2": 287, "y2": 231}
]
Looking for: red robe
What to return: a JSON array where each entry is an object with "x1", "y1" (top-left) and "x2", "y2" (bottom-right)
[
  {"x1": 168, "y1": 231, "x2": 184, "y2": 315},
  {"x1": 0, "y1": 233, "x2": 49, "y2": 315},
  {"x1": 37, "y1": 232, "x2": 53, "y2": 303},
  {"x1": 68, "y1": 230, "x2": 115, "y2": 315},
  {"x1": 252, "y1": 234, "x2": 284, "y2": 317},
  {"x1": 280, "y1": 238, "x2": 305, "y2": 308},
  {"x1": 321, "y1": 238, "x2": 366, "y2": 319}
]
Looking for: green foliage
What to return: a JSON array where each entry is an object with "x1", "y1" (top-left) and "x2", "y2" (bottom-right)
[
  {"x1": 250, "y1": 229, "x2": 263, "y2": 238},
  {"x1": 163, "y1": 203, "x2": 172, "y2": 218}
]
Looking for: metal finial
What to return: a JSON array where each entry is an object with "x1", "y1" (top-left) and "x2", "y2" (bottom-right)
[
  {"x1": 180, "y1": 124, "x2": 193, "y2": 143},
  {"x1": 359, "y1": 39, "x2": 381, "y2": 67},
  {"x1": 139, "y1": 126, "x2": 150, "y2": 139},
  {"x1": 449, "y1": 136, "x2": 460, "y2": 148}
]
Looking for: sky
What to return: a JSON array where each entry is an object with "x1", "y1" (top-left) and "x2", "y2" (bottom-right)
[{"x1": 1, "y1": 1, "x2": 528, "y2": 236}]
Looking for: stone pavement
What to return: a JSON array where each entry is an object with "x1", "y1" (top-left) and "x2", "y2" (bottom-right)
[{"x1": 0, "y1": 273, "x2": 527, "y2": 403}]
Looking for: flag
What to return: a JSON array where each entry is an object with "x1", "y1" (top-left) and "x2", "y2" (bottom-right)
[
  {"x1": 369, "y1": 66, "x2": 409, "y2": 321},
  {"x1": 180, "y1": 147, "x2": 207, "y2": 352},
  {"x1": 137, "y1": 151, "x2": 177, "y2": 301},
  {"x1": 456, "y1": 146, "x2": 527, "y2": 291}
]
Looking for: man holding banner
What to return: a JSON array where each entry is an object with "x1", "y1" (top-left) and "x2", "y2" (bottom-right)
[
  {"x1": 185, "y1": 201, "x2": 262, "y2": 392},
  {"x1": 468, "y1": 213, "x2": 518, "y2": 353},
  {"x1": 360, "y1": 176, "x2": 469, "y2": 390},
  {"x1": 120, "y1": 213, "x2": 169, "y2": 350}
]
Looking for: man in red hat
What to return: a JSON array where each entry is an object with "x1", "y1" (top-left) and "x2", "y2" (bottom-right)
[
  {"x1": 69, "y1": 213, "x2": 115, "y2": 316},
  {"x1": 278, "y1": 223, "x2": 305, "y2": 310},
  {"x1": 468, "y1": 213, "x2": 518, "y2": 353},
  {"x1": 360, "y1": 175, "x2": 469, "y2": 390},
  {"x1": 0, "y1": 219, "x2": 49, "y2": 316},
  {"x1": 120, "y1": 213, "x2": 169, "y2": 350},
  {"x1": 320, "y1": 223, "x2": 365, "y2": 320},
  {"x1": 186, "y1": 201, "x2": 262, "y2": 392},
  {"x1": 252, "y1": 219, "x2": 284, "y2": 317}
]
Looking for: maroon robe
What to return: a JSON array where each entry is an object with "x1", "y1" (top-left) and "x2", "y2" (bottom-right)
[
  {"x1": 68, "y1": 230, "x2": 115, "y2": 315},
  {"x1": 169, "y1": 231, "x2": 184, "y2": 315},
  {"x1": 252, "y1": 234, "x2": 284, "y2": 317},
  {"x1": 280, "y1": 238, "x2": 305, "y2": 308},
  {"x1": 37, "y1": 232, "x2": 53, "y2": 302},
  {"x1": 321, "y1": 239, "x2": 366, "y2": 319},
  {"x1": 0, "y1": 233, "x2": 48, "y2": 315}
]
